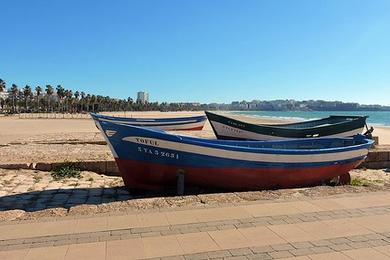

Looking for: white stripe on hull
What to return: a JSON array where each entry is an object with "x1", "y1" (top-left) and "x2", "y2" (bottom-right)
[
  {"x1": 210, "y1": 121, "x2": 364, "y2": 140},
  {"x1": 96, "y1": 118, "x2": 205, "y2": 130},
  {"x1": 122, "y1": 136, "x2": 368, "y2": 163}
]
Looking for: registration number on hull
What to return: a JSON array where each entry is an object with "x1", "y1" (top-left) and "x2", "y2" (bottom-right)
[{"x1": 137, "y1": 146, "x2": 179, "y2": 160}]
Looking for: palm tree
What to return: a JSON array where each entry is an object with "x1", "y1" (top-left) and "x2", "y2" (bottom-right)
[
  {"x1": 85, "y1": 94, "x2": 91, "y2": 112},
  {"x1": 35, "y1": 86, "x2": 42, "y2": 112},
  {"x1": 74, "y1": 91, "x2": 80, "y2": 112},
  {"x1": 90, "y1": 95, "x2": 96, "y2": 112},
  {"x1": 23, "y1": 85, "x2": 32, "y2": 111},
  {"x1": 45, "y1": 85, "x2": 54, "y2": 112},
  {"x1": 65, "y1": 89, "x2": 73, "y2": 112},
  {"x1": 56, "y1": 85, "x2": 65, "y2": 112},
  {"x1": 10, "y1": 84, "x2": 18, "y2": 113},
  {"x1": 80, "y1": 92, "x2": 85, "y2": 111},
  {"x1": 0, "y1": 79, "x2": 5, "y2": 92},
  {"x1": 0, "y1": 79, "x2": 5, "y2": 111}
]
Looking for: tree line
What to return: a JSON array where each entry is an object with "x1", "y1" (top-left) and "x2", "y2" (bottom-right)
[{"x1": 0, "y1": 79, "x2": 204, "y2": 113}]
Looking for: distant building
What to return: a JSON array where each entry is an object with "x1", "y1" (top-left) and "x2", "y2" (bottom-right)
[{"x1": 137, "y1": 91, "x2": 149, "y2": 104}]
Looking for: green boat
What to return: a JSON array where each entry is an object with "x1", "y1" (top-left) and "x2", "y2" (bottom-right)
[{"x1": 205, "y1": 111, "x2": 371, "y2": 140}]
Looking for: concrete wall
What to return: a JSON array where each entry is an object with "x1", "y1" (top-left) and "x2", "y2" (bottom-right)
[{"x1": 361, "y1": 150, "x2": 390, "y2": 169}]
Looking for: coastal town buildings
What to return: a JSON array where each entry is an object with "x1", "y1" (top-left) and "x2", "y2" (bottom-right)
[{"x1": 137, "y1": 91, "x2": 149, "y2": 104}]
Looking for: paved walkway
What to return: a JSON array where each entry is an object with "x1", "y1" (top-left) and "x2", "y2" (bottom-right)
[{"x1": 2, "y1": 192, "x2": 390, "y2": 259}]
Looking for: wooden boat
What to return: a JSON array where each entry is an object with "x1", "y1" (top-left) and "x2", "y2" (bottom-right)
[
  {"x1": 94, "y1": 118, "x2": 373, "y2": 191},
  {"x1": 206, "y1": 111, "x2": 370, "y2": 140},
  {"x1": 90, "y1": 113, "x2": 207, "y2": 131}
]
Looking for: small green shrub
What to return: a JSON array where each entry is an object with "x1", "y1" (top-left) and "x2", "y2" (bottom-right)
[
  {"x1": 351, "y1": 177, "x2": 371, "y2": 187},
  {"x1": 51, "y1": 162, "x2": 81, "y2": 180},
  {"x1": 33, "y1": 175, "x2": 42, "y2": 183}
]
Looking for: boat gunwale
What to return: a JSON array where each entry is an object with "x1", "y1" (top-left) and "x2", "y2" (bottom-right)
[{"x1": 90, "y1": 112, "x2": 207, "y2": 123}]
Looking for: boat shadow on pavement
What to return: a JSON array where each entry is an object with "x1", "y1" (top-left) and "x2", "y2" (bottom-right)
[{"x1": 0, "y1": 185, "x2": 227, "y2": 212}]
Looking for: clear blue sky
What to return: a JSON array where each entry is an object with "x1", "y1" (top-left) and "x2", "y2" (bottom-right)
[{"x1": 1, "y1": 0, "x2": 390, "y2": 105}]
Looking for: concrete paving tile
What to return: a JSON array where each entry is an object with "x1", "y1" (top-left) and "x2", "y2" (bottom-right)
[
  {"x1": 295, "y1": 221, "x2": 340, "y2": 241},
  {"x1": 289, "y1": 248, "x2": 314, "y2": 256},
  {"x1": 106, "y1": 214, "x2": 140, "y2": 230},
  {"x1": 271, "y1": 243, "x2": 294, "y2": 251},
  {"x1": 307, "y1": 252, "x2": 351, "y2": 260},
  {"x1": 165, "y1": 210, "x2": 199, "y2": 225},
  {"x1": 0, "y1": 219, "x2": 76, "y2": 240},
  {"x1": 25, "y1": 245, "x2": 68, "y2": 260},
  {"x1": 352, "y1": 214, "x2": 390, "y2": 233},
  {"x1": 136, "y1": 212, "x2": 170, "y2": 227},
  {"x1": 283, "y1": 257, "x2": 311, "y2": 260},
  {"x1": 176, "y1": 232, "x2": 219, "y2": 254},
  {"x1": 321, "y1": 218, "x2": 372, "y2": 237},
  {"x1": 349, "y1": 194, "x2": 390, "y2": 208},
  {"x1": 307, "y1": 199, "x2": 346, "y2": 211},
  {"x1": 192, "y1": 206, "x2": 251, "y2": 223},
  {"x1": 208, "y1": 229, "x2": 250, "y2": 249},
  {"x1": 245, "y1": 202, "x2": 301, "y2": 217},
  {"x1": 331, "y1": 198, "x2": 367, "y2": 209},
  {"x1": 0, "y1": 248, "x2": 29, "y2": 260},
  {"x1": 288, "y1": 201, "x2": 324, "y2": 213},
  {"x1": 250, "y1": 245, "x2": 274, "y2": 254},
  {"x1": 106, "y1": 237, "x2": 145, "y2": 260},
  {"x1": 342, "y1": 248, "x2": 389, "y2": 259},
  {"x1": 74, "y1": 216, "x2": 108, "y2": 233},
  {"x1": 225, "y1": 256, "x2": 248, "y2": 260},
  {"x1": 239, "y1": 226, "x2": 286, "y2": 246},
  {"x1": 207, "y1": 250, "x2": 232, "y2": 258},
  {"x1": 142, "y1": 235, "x2": 183, "y2": 258},
  {"x1": 268, "y1": 224, "x2": 314, "y2": 243},
  {"x1": 269, "y1": 250, "x2": 294, "y2": 258},
  {"x1": 310, "y1": 246, "x2": 333, "y2": 254},
  {"x1": 65, "y1": 241, "x2": 106, "y2": 260},
  {"x1": 229, "y1": 248, "x2": 253, "y2": 256}
]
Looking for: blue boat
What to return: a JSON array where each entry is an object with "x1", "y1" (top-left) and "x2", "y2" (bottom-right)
[
  {"x1": 90, "y1": 113, "x2": 207, "y2": 131},
  {"x1": 95, "y1": 119, "x2": 373, "y2": 191}
]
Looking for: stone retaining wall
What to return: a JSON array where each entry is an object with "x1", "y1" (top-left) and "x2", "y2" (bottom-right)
[
  {"x1": 0, "y1": 161, "x2": 120, "y2": 176},
  {"x1": 361, "y1": 150, "x2": 390, "y2": 169}
]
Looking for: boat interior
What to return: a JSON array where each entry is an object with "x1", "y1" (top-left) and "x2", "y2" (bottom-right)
[{"x1": 180, "y1": 134, "x2": 371, "y2": 151}]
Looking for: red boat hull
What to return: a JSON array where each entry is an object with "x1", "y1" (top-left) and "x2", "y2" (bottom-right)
[{"x1": 115, "y1": 158, "x2": 364, "y2": 190}]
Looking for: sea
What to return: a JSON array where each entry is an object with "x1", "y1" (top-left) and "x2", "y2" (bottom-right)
[{"x1": 231, "y1": 111, "x2": 390, "y2": 127}]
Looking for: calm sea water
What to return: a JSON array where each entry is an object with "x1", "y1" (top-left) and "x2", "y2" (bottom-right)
[{"x1": 232, "y1": 111, "x2": 390, "y2": 126}]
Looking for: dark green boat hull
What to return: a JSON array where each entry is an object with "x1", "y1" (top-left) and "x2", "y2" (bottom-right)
[{"x1": 205, "y1": 111, "x2": 368, "y2": 140}]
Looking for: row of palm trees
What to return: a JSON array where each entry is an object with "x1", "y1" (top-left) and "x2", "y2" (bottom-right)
[{"x1": 0, "y1": 79, "x2": 204, "y2": 113}]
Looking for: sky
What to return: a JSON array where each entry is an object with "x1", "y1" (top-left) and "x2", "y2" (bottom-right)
[{"x1": 1, "y1": 0, "x2": 390, "y2": 105}]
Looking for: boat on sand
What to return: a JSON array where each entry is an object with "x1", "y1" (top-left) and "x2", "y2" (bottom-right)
[
  {"x1": 90, "y1": 113, "x2": 207, "y2": 131},
  {"x1": 94, "y1": 118, "x2": 373, "y2": 191},
  {"x1": 205, "y1": 111, "x2": 371, "y2": 140}
]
